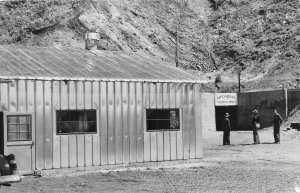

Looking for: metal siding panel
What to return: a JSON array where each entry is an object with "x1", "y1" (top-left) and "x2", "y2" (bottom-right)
[
  {"x1": 163, "y1": 83, "x2": 170, "y2": 161},
  {"x1": 182, "y1": 84, "x2": 190, "y2": 159},
  {"x1": 68, "y1": 81, "x2": 76, "y2": 109},
  {"x1": 44, "y1": 81, "x2": 53, "y2": 169},
  {"x1": 52, "y1": 81, "x2": 60, "y2": 168},
  {"x1": 0, "y1": 83, "x2": 8, "y2": 111},
  {"x1": 60, "y1": 81, "x2": 69, "y2": 167},
  {"x1": 9, "y1": 81, "x2": 17, "y2": 112},
  {"x1": 76, "y1": 81, "x2": 84, "y2": 109},
  {"x1": 77, "y1": 135, "x2": 85, "y2": 167},
  {"x1": 129, "y1": 82, "x2": 137, "y2": 163},
  {"x1": 100, "y1": 82, "x2": 108, "y2": 165},
  {"x1": 60, "y1": 81, "x2": 68, "y2": 110},
  {"x1": 85, "y1": 81, "x2": 92, "y2": 109},
  {"x1": 143, "y1": 83, "x2": 150, "y2": 162},
  {"x1": 84, "y1": 81, "x2": 93, "y2": 166},
  {"x1": 176, "y1": 84, "x2": 184, "y2": 160},
  {"x1": 107, "y1": 82, "x2": 115, "y2": 164},
  {"x1": 26, "y1": 80, "x2": 35, "y2": 111},
  {"x1": 26, "y1": 81, "x2": 36, "y2": 169},
  {"x1": 92, "y1": 82, "x2": 100, "y2": 166},
  {"x1": 76, "y1": 81, "x2": 85, "y2": 110},
  {"x1": 115, "y1": 82, "x2": 123, "y2": 164},
  {"x1": 149, "y1": 83, "x2": 157, "y2": 162},
  {"x1": 35, "y1": 81, "x2": 44, "y2": 169},
  {"x1": 60, "y1": 135, "x2": 69, "y2": 168},
  {"x1": 69, "y1": 135, "x2": 77, "y2": 167},
  {"x1": 122, "y1": 82, "x2": 130, "y2": 164},
  {"x1": 136, "y1": 82, "x2": 144, "y2": 163},
  {"x1": 169, "y1": 83, "x2": 177, "y2": 160},
  {"x1": 18, "y1": 80, "x2": 26, "y2": 111},
  {"x1": 85, "y1": 135, "x2": 93, "y2": 166},
  {"x1": 195, "y1": 85, "x2": 203, "y2": 158},
  {"x1": 189, "y1": 85, "x2": 196, "y2": 159},
  {"x1": 68, "y1": 81, "x2": 77, "y2": 167},
  {"x1": 156, "y1": 83, "x2": 163, "y2": 161}
]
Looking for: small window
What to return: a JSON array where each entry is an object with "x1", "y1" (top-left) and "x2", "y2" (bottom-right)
[
  {"x1": 57, "y1": 110, "x2": 97, "y2": 134},
  {"x1": 7, "y1": 115, "x2": 32, "y2": 141},
  {"x1": 146, "y1": 109, "x2": 180, "y2": 131}
]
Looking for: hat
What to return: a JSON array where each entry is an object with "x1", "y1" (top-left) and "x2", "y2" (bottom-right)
[
  {"x1": 253, "y1": 109, "x2": 258, "y2": 114},
  {"x1": 224, "y1": 113, "x2": 230, "y2": 117}
]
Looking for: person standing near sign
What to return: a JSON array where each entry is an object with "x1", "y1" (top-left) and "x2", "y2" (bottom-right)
[
  {"x1": 252, "y1": 109, "x2": 260, "y2": 144},
  {"x1": 273, "y1": 109, "x2": 283, "y2": 144},
  {"x1": 223, "y1": 113, "x2": 231, "y2": 145}
]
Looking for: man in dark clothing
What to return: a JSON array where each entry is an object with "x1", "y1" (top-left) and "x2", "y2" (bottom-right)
[
  {"x1": 252, "y1": 109, "x2": 260, "y2": 144},
  {"x1": 273, "y1": 109, "x2": 283, "y2": 144},
  {"x1": 223, "y1": 112, "x2": 231, "y2": 145}
]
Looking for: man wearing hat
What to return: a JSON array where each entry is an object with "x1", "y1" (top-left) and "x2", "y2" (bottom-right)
[{"x1": 223, "y1": 112, "x2": 231, "y2": 145}]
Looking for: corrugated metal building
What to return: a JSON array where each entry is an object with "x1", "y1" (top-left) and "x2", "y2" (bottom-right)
[{"x1": 0, "y1": 45, "x2": 204, "y2": 174}]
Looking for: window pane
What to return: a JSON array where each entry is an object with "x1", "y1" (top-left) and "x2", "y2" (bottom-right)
[
  {"x1": 7, "y1": 116, "x2": 18, "y2": 124},
  {"x1": 147, "y1": 110, "x2": 170, "y2": 119},
  {"x1": 56, "y1": 110, "x2": 97, "y2": 134},
  {"x1": 8, "y1": 133, "x2": 18, "y2": 141},
  {"x1": 8, "y1": 124, "x2": 18, "y2": 132},
  {"x1": 19, "y1": 132, "x2": 31, "y2": 140},
  {"x1": 170, "y1": 119, "x2": 179, "y2": 129},
  {"x1": 19, "y1": 116, "x2": 30, "y2": 124},
  {"x1": 20, "y1": 124, "x2": 30, "y2": 132},
  {"x1": 147, "y1": 120, "x2": 170, "y2": 130}
]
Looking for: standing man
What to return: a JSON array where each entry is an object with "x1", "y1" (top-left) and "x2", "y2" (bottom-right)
[
  {"x1": 223, "y1": 112, "x2": 231, "y2": 145},
  {"x1": 273, "y1": 109, "x2": 283, "y2": 144},
  {"x1": 252, "y1": 110, "x2": 260, "y2": 144}
]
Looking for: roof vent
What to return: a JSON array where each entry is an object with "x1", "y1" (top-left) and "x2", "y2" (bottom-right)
[{"x1": 85, "y1": 33, "x2": 100, "y2": 50}]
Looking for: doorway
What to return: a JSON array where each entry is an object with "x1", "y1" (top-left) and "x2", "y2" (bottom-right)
[
  {"x1": 1, "y1": 112, "x2": 35, "y2": 175},
  {"x1": 215, "y1": 106, "x2": 238, "y2": 131}
]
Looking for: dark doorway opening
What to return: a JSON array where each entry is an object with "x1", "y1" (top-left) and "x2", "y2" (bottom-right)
[{"x1": 215, "y1": 106, "x2": 238, "y2": 131}]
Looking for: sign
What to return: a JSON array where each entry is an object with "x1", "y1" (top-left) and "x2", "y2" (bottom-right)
[{"x1": 215, "y1": 93, "x2": 238, "y2": 106}]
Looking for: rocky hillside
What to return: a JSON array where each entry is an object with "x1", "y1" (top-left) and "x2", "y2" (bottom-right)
[{"x1": 0, "y1": 0, "x2": 299, "y2": 91}]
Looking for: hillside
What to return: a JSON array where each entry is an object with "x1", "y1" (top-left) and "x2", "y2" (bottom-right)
[{"x1": 0, "y1": 0, "x2": 299, "y2": 91}]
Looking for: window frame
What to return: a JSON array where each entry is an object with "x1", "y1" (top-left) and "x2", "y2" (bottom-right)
[
  {"x1": 3, "y1": 112, "x2": 35, "y2": 146},
  {"x1": 146, "y1": 108, "x2": 181, "y2": 132},
  {"x1": 56, "y1": 109, "x2": 98, "y2": 135}
]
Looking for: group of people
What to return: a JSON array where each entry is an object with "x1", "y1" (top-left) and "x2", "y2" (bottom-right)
[{"x1": 222, "y1": 109, "x2": 283, "y2": 145}]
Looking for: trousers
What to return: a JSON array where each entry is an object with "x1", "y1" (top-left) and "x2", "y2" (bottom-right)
[
  {"x1": 223, "y1": 132, "x2": 230, "y2": 145},
  {"x1": 274, "y1": 126, "x2": 280, "y2": 143},
  {"x1": 253, "y1": 131, "x2": 260, "y2": 144}
]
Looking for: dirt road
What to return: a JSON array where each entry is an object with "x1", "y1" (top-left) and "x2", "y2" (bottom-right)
[{"x1": 2, "y1": 128, "x2": 300, "y2": 193}]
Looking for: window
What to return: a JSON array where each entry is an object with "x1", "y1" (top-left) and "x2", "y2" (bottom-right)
[
  {"x1": 57, "y1": 110, "x2": 97, "y2": 134},
  {"x1": 146, "y1": 109, "x2": 180, "y2": 131},
  {"x1": 7, "y1": 115, "x2": 32, "y2": 141}
]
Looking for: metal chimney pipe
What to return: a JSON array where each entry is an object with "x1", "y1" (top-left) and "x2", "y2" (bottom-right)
[{"x1": 85, "y1": 33, "x2": 100, "y2": 50}]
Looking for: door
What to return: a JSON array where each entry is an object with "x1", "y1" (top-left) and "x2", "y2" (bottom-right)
[
  {"x1": 3, "y1": 112, "x2": 35, "y2": 175},
  {"x1": 215, "y1": 106, "x2": 238, "y2": 131}
]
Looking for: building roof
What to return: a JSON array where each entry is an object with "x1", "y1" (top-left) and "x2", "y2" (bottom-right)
[{"x1": 0, "y1": 45, "x2": 205, "y2": 84}]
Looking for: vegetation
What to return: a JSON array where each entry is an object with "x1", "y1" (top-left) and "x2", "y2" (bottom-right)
[{"x1": 0, "y1": 0, "x2": 299, "y2": 91}]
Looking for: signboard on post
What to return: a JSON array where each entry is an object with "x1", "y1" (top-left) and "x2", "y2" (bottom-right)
[{"x1": 215, "y1": 93, "x2": 238, "y2": 106}]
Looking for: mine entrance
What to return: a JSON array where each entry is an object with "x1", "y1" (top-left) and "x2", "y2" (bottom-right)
[
  {"x1": 215, "y1": 93, "x2": 238, "y2": 131},
  {"x1": 215, "y1": 106, "x2": 238, "y2": 131}
]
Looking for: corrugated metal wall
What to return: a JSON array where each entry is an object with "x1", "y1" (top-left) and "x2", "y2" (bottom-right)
[{"x1": 0, "y1": 80, "x2": 203, "y2": 170}]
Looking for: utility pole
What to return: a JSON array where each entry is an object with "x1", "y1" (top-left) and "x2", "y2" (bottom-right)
[
  {"x1": 238, "y1": 71, "x2": 241, "y2": 93},
  {"x1": 175, "y1": 26, "x2": 179, "y2": 67}
]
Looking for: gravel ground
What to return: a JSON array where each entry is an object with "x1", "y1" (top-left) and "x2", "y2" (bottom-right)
[{"x1": 1, "y1": 129, "x2": 300, "y2": 193}]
